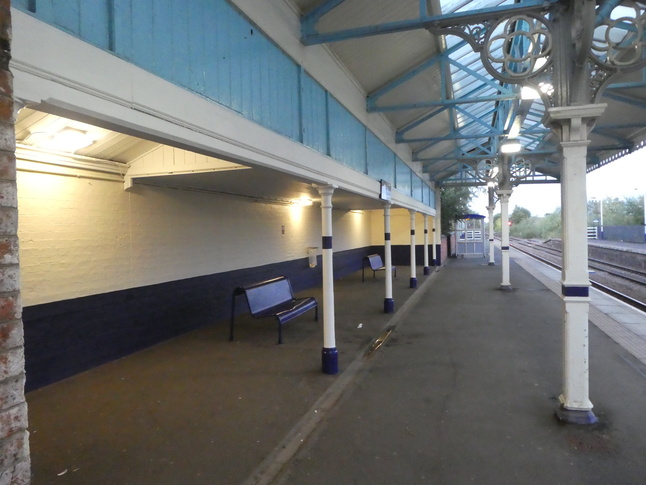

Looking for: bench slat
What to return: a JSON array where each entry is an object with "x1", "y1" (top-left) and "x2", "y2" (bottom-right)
[
  {"x1": 245, "y1": 277, "x2": 294, "y2": 315},
  {"x1": 362, "y1": 254, "x2": 396, "y2": 282}
]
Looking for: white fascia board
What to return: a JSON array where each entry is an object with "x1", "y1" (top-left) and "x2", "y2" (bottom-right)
[{"x1": 11, "y1": 8, "x2": 416, "y2": 206}]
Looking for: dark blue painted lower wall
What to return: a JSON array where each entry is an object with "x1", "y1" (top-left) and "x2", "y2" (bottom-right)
[
  {"x1": 23, "y1": 247, "x2": 374, "y2": 392},
  {"x1": 598, "y1": 225, "x2": 646, "y2": 243}
]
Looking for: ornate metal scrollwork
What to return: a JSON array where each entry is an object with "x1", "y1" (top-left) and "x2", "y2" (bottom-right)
[
  {"x1": 482, "y1": 14, "x2": 552, "y2": 83},
  {"x1": 591, "y1": 1, "x2": 646, "y2": 67},
  {"x1": 430, "y1": 2, "x2": 646, "y2": 105},
  {"x1": 509, "y1": 158, "x2": 533, "y2": 182},
  {"x1": 475, "y1": 158, "x2": 499, "y2": 184},
  {"x1": 589, "y1": 0, "x2": 646, "y2": 101}
]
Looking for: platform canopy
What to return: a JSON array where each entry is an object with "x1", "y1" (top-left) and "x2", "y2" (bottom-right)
[{"x1": 297, "y1": 0, "x2": 646, "y2": 187}]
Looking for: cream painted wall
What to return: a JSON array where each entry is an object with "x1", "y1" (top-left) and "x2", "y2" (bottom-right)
[
  {"x1": 370, "y1": 208, "x2": 435, "y2": 246},
  {"x1": 18, "y1": 168, "x2": 372, "y2": 306}
]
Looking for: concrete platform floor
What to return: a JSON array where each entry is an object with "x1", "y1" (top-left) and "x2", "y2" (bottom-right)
[{"x1": 26, "y1": 254, "x2": 646, "y2": 484}]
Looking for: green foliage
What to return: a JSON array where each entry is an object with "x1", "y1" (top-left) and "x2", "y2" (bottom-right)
[
  {"x1": 509, "y1": 206, "x2": 532, "y2": 225},
  {"x1": 440, "y1": 186, "x2": 474, "y2": 234},
  {"x1": 493, "y1": 213, "x2": 502, "y2": 232},
  {"x1": 587, "y1": 196, "x2": 644, "y2": 226},
  {"x1": 509, "y1": 208, "x2": 562, "y2": 239}
]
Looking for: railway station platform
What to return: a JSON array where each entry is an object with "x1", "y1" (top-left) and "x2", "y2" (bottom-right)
[
  {"x1": 26, "y1": 249, "x2": 646, "y2": 485},
  {"x1": 589, "y1": 238, "x2": 646, "y2": 254}
]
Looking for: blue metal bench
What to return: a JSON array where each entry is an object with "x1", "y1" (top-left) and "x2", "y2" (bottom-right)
[
  {"x1": 229, "y1": 276, "x2": 318, "y2": 344},
  {"x1": 362, "y1": 254, "x2": 396, "y2": 282}
]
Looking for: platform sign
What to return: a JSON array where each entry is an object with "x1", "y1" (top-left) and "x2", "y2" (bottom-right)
[{"x1": 379, "y1": 180, "x2": 392, "y2": 202}]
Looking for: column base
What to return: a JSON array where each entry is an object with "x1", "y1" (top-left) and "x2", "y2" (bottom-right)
[
  {"x1": 488, "y1": 262, "x2": 495, "y2": 266},
  {"x1": 423, "y1": 266, "x2": 430, "y2": 275},
  {"x1": 555, "y1": 404, "x2": 598, "y2": 425},
  {"x1": 322, "y1": 347, "x2": 339, "y2": 375},
  {"x1": 410, "y1": 277, "x2": 417, "y2": 288},
  {"x1": 384, "y1": 298, "x2": 395, "y2": 313},
  {"x1": 500, "y1": 284, "x2": 512, "y2": 291}
]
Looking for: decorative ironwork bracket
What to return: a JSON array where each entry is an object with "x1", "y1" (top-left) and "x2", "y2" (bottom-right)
[{"x1": 427, "y1": 1, "x2": 646, "y2": 108}]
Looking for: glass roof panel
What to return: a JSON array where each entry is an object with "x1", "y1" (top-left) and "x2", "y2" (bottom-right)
[{"x1": 434, "y1": 0, "x2": 559, "y2": 174}]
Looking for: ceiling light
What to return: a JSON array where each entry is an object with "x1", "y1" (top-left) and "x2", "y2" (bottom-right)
[
  {"x1": 538, "y1": 81, "x2": 554, "y2": 96},
  {"x1": 49, "y1": 128, "x2": 95, "y2": 151},
  {"x1": 508, "y1": 117, "x2": 522, "y2": 138},
  {"x1": 25, "y1": 127, "x2": 95, "y2": 153},
  {"x1": 500, "y1": 141, "x2": 522, "y2": 154},
  {"x1": 521, "y1": 86, "x2": 540, "y2": 100},
  {"x1": 291, "y1": 197, "x2": 313, "y2": 207}
]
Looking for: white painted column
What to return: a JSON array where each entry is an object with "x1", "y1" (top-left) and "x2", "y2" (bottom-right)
[
  {"x1": 316, "y1": 184, "x2": 338, "y2": 375},
  {"x1": 409, "y1": 209, "x2": 417, "y2": 288},
  {"x1": 487, "y1": 186, "x2": 496, "y2": 266},
  {"x1": 497, "y1": 189, "x2": 512, "y2": 289},
  {"x1": 383, "y1": 203, "x2": 394, "y2": 313},
  {"x1": 548, "y1": 104, "x2": 606, "y2": 424},
  {"x1": 423, "y1": 214, "x2": 430, "y2": 275},
  {"x1": 433, "y1": 189, "x2": 442, "y2": 267}
]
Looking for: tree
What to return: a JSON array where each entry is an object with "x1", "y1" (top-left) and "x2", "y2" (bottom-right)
[
  {"x1": 510, "y1": 206, "x2": 531, "y2": 225},
  {"x1": 493, "y1": 213, "x2": 502, "y2": 232},
  {"x1": 588, "y1": 195, "x2": 644, "y2": 226},
  {"x1": 440, "y1": 186, "x2": 474, "y2": 234}
]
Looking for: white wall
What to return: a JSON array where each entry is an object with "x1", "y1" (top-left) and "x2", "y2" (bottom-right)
[{"x1": 18, "y1": 166, "x2": 373, "y2": 306}]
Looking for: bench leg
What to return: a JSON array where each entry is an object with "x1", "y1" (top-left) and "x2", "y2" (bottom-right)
[
  {"x1": 278, "y1": 322, "x2": 283, "y2": 345},
  {"x1": 230, "y1": 297, "x2": 236, "y2": 341},
  {"x1": 315, "y1": 305, "x2": 319, "y2": 321}
]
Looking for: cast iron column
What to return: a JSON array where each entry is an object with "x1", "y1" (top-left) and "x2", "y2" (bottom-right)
[
  {"x1": 316, "y1": 184, "x2": 338, "y2": 375},
  {"x1": 409, "y1": 209, "x2": 417, "y2": 288},
  {"x1": 383, "y1": 202, "x2": 394, "y2": 313},
  {"x1": 548, "y1": 105, "x2": 606, "y2": 424},
  {"x1": 497, "y1": 189, "x2": 512, "y2": 289},
  {"x1": 487, "y1": 186, "x2": 496, "y2": 266},
  {"x1": 423, "y1": 214, "x2": 430, "y2": 275},
  {"x1": 434, "y1": 189, "x2": 442, "y2": 267}
]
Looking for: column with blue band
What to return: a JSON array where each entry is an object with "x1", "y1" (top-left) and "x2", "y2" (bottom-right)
[
  {"x1": 383, "y1": 203, "x2": 394, "y2": 313},
  {"x1": 316, "y1": 185, "x2": 338, "y2": 375}
]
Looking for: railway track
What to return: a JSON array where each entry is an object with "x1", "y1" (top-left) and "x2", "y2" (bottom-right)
[{"x1": 509, "y1": 237, "x2": 646, "y2": 312}]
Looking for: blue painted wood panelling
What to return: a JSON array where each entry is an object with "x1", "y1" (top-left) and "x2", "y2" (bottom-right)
[
  {"x1": 367, "y1": 131, "x2": 395, "y2": 184},
  {"x1": 328, "y1": 96, "x2": 366, "y2": 174},
  {"x1": 13, "y1": 0, "x2": 31, "y2": 10},
  {"x1": 53, "y1": 0, "x2": 78, "y2": 34},
  {"x1": 428, "y1": 187, "x2": 436, "y2": 208},
  {"x1": 112, "y1": 0, "x2": 133, "y2": 60},
  {"x1": 171, "y1": 0, "x2": 191, "y2": 89},
  {"x1": 412, "y1": 175, "x2": 423, "y2": 202},
  {"x1": 14, "y1": 0, "x2": 433, "y2": 207},
  {"x1": 395, "y1": 157, "x2": 412, "y2": 196},
  {"x1": 188, "y1": 1, "x2": 206, "y2": 95},
  {"x1": 130, "y1": 0, "x2": 155, "y2": 73},
  {"x1": 301, "y1": 73, "x2": 328, "y2": 154}
]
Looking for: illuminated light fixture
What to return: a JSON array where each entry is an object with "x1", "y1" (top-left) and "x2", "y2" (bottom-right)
[
  {"x1": 500, "y1": 140, "x2": 522, "y2": 154},
  {"x1": 521, "y1": 86, "x2": 540, "y2": 100},
  {"x1": 508, "y1": 117, "x2": 522, "y2": 138},
  {"x1": 291, "y1": 197, "x2": 313, "y2": 207},
  {"x1": 539, "y1": 81, "x2": 554, "y2": 96},
  {"x1": 487, "y1": 181, "x2": 496, "y2": 188},
  {"x1": 49, "y1": 128, "x2": 95, "y2": 151},
  {"x1": 25, "y1": 127, "x2": 96, "y2": 153}
]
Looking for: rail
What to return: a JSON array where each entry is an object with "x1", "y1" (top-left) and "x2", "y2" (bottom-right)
[{"x1": 508, "y1": 237, "x2": 646, "y2": 313}]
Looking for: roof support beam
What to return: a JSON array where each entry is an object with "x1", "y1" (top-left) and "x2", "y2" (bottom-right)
[
  {"x1": 301, "y1": 1, "x2": 348, "y2": 33},
  {"x1": 301, "y1": 0, "x2": 558, "y2": 45},
  {"x1": 373, "y1": 93, "x2": 517, "y2": 113}
]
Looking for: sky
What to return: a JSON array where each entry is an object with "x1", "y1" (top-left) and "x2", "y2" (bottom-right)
[{"x1": 470, "y1": 148, "x2": 646, "y2": 218}]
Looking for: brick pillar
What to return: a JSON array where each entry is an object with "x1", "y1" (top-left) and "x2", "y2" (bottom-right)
[{"x1": 0, "y1": 1, "x2": 31, "y2": 483}]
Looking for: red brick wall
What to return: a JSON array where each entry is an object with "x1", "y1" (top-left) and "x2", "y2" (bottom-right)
[{"x1": 0, "y1": 1, "x2": 30, "y2": 483}]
